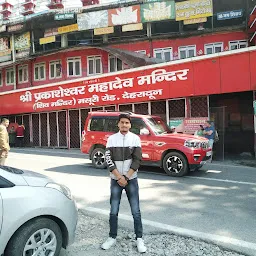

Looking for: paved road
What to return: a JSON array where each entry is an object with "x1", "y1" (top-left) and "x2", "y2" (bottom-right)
[{"x1": 6, "y1": 148, "x2": 256, "y2": 255}]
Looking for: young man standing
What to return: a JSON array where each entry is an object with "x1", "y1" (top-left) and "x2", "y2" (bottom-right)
[
  {"x1": 102, "y1": 113, "x2": 147, "y2": 253},
  {"x1": 0, "y1": 118, "x2": 10, "y2": 166}
]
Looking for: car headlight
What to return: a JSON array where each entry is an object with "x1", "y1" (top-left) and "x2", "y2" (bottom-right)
[
  {"x1": 184, "y1": 140, "x2": 201, "y2": 149},
  {"x1": 46, "y1": 183, "x2": 73, "y2": 200}
]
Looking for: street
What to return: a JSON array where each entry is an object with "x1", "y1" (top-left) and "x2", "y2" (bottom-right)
[{"x1": 6, "y1": 148, "x2": 256, "y2": 256}]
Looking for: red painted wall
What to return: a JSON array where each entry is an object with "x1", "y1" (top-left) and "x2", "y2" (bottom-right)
[{"x1": 0, "y1": 31, "x2": 249, "y2": 93}]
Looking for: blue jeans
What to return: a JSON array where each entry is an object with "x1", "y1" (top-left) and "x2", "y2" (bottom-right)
[{"x1": 109, "y1": 178, "x2": 143, "y2": 239}]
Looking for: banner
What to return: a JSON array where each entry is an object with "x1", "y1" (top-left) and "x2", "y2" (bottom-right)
[
  {"x1": 1, "y1": 49, "x2": 255, "y2": 116},
  {"x1": 94, "y1": 27, "x2": 114, "y2": 35},
  {"x1": 14, "y1": 32, "x2": 30, "y2": 51},
  {"x1": 0, "y1": 64, "x2": 191, "y2": 115},
  {"x1": 217, "y1": 10, "x2": 243, "y2": 21},
  {"x1": 122, "y1": 23, "x2": 143, "y2": 32},
  {"x1": 16, "y1": 49, "x2": 30, "y2": 59},
  {"x1": 0, "y1": 38, "x2": 11, "y2": 63},
  {"x1": 7, "y1": 24, "x2": 23, "y2": 32},
  {"x1": 141, "y1": 1, "x2": 175, "y2": 22},
  {"x1": 44, "y1": 28, "x2": 58, "y2": 38},
  {"x1": 184, "y1": 17, "x2": 207, "y2": 25},
  {"x1": 0, "y1": 50, "x2": 11, "y2": 57},
  {"x1": 40, "y1": 36, "x2": 56, "y2": 45},
  {"x1": 0, "y1": 25, "x2": 6, "y2": 33},
  {"x1": 0, "y1": 38, "x2": 9, "y2": 52},
  {"x1": 175, "y1": 0, "x2": 213, "y2": 21},
  {"x1": 108, "y1": 6, "x2": 141, "y2": 26},
  {"x1": 77, "y1": 11, "x2": 108, "y2": 30},
  {"x1": 0, "y1": 54, "x2": 11, "y2": 63},
  {"x1": 58, "y1": 24, "x2": 78, "y2": 34},
  {"x1": 183, "y1": 118, "x2": 208, "y2": 134},
  {"x1": 169, "y1": 119, "x2": 183, "y2": 129},
  {"x1": 55, "y1": 13, "x2": 74, "y2": 20}
]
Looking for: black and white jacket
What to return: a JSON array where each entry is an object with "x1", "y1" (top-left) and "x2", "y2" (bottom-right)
[{"x1": 105, "y1": 131, "x2": 142, "y2": 180}]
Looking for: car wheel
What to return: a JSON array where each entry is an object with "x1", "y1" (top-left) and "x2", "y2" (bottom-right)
[
  {"x1": 5, "y1": 218, "x2": 62, "y2": 256},
  {"x1": 91, "y1": 148, "x2": 107, "y2": 169},
  {"x1": 163, "y1": 152, "x2": 188, "y2": 177}
]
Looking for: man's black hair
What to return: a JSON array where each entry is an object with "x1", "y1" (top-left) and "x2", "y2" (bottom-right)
[{"x1": 118, "y1": 113, "x2": 131, "y2": 122}]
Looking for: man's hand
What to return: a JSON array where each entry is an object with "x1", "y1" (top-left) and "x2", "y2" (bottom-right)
[
  {"x1": 0, "y1": 150, "x2": 8, "y2": 158},
  {"x1": 117, "y1": 176, "x2": 128, "y2": 187}
]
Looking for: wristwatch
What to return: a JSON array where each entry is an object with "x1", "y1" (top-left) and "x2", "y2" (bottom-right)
[{"x1": 123, "y1": 175, "x2": 129, "y2": 181}]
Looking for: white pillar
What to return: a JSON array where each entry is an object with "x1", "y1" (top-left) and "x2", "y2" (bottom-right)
[{"x1": 61, "y1": 34, "x2": 68, "y2": 48}]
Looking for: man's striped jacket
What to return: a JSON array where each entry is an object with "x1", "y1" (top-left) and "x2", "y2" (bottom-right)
[{"x1": 105, "y1": 131, "x2": 142, "y2": 180}]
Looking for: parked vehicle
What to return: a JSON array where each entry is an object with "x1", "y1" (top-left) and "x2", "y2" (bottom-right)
[
  {"x1": 0, "y1": 166, "x2": 78, "y2": 256},
  {"x1": 81, "y1": 111, "x2": 212, "y2": 177}
]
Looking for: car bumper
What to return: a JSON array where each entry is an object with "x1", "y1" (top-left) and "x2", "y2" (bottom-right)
[
  {"x1": 187, "y1": 149, "x2": 212, "y2": 170},
  {"x1": 67, "y1": 199, "x2": 78, "y2": 246},
  {"x1": 56, "y1": 196, "x2": 78, "y2": 247}
]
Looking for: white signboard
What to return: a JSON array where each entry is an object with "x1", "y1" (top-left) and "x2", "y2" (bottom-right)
[{"x1": 77, "y1": 11, "x2": 108, "y2": 30}]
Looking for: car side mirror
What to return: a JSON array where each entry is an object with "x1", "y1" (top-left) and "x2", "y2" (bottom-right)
[{"x1": 140, "y1": 128, "x2": 150, "y2": 135}]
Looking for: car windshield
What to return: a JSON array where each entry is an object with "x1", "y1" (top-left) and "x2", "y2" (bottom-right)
[{"x1": 145, "y1": 117, "x2": 172, "y2": 135}]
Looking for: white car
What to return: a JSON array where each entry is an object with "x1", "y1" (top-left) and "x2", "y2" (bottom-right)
[{"x1": 0, "y1": 166, "x2": 78, "y2": 256}]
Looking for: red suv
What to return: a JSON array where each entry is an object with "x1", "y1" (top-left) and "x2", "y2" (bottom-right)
[{"x1": 81, "y1": 111, "x2": 212, "y2": 177}]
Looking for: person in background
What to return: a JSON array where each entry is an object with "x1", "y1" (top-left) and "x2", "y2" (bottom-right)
[
  {"x1": 194, "y1": 125, "x2": 205, "y2": 137},
  {"x1": 203, "y1": 121, "x2": 215, "y2": 162},
  {"x1": 16, "y1": 123, "x2": 25, "y2": 147},
  {"x1": 170, "y1": 126, "x2": 176, "y2": 133},
  {"x1": 0, "y1": 118, "x2": 10, "y2": 166},
  {"x1": 8, "y1": 126, "x2": 16, "y2": 147}
]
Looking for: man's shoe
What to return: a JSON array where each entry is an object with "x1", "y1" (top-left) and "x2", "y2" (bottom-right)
[
  {"x1": 137, "y1": 238, "x2": 147, "y2": 253},
  {"x1": 101, "y1": 237, "x2": 116, "y2": 250}
]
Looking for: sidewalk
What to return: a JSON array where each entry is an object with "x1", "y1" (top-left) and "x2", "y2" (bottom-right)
[{"x1": 61, "y1": 211, "x2": 245, "y2": 256}]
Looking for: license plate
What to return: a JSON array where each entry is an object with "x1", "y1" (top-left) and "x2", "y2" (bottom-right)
[{"x1": 206, "y1": 151, "x2": 212, "y2": 156}]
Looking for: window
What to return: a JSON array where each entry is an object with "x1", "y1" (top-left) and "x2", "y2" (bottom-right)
[
  {"x1": 87, "y1": 56, "x2": 102, "y2": 76},
  {"x1": 34, "y1": 63, "x2": 46, "y2": 81},
  {"x1": 89, "y1": 117, "x2": 105, "y2": 131},
  {"x1": 179, "y1": 45, "x2": 196, "y2": 59},
  {"x1": 205, "y1": 43, "x2": 223, "y2": 55},
  {"x1": 18, "y1": 65, "x2": 28, "y2": 83},
  {"x1": 105, "y1": 117, "x2": 119, "y2": 133},
  {"x1": 0, "y1": 176, "x2": 14, "y2": 188},
  {"x1": 0, "y1": 71, "x2": 2, "y2": 87},
  {"x1": 67, "y1": 58, "x2": 81, "y2": 77},
  {"x1": 229, "y1": 40, "x2": 248, "y2": 50},
  {"x1": 153, "y1": 48, "x2": 173, "y2": 61},
  {"x1": 109, "y1": 55, "x2": 123, "y2": 72},
  {"x1": 130, "y1": 118, "x2": 147, "y2": 135},
  {"x1": 49, "y1": 60, "x2": 62, "y2": 79},
  {"x1": 6, "y1": 68, "x2": 14, "y2": 85}
]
